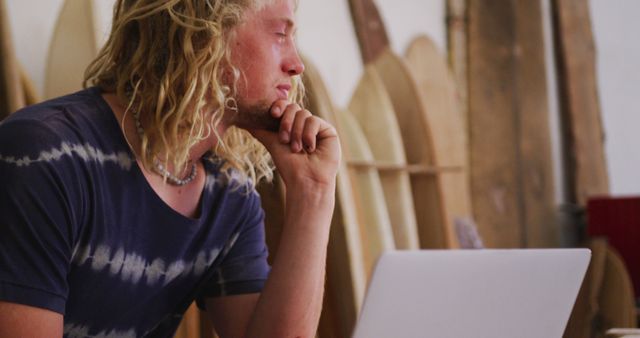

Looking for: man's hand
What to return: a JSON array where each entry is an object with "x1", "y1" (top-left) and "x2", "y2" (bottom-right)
[
  {"x1": 240, "y1": 99, "x2": 339, "y2": 337},
  {"x1": 247, "y1": 99, "x2": 341, "y2": 189}
]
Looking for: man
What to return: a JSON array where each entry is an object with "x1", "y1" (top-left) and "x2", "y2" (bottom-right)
[{"x1": 0, "y1": 0, "x2": 339, "y2": 337}]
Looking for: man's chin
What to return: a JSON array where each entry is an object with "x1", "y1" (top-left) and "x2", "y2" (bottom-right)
[{"x1": 231, "y1": 100, "x2": 281, "y2": 132}]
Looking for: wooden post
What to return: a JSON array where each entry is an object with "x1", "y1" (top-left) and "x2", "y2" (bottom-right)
[
  {"x1": 446, "y1": 0, "x2": 469, "y2": 131},
  {"x1": 468, "y1": 0, "x2": 558, "y2": 248},
  {"x1": 551, "y1": 0, "x2": 609, "y2": 206}
]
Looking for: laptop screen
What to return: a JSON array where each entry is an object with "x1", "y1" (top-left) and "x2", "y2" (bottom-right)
[{"x1": 352, "y1": 249, "x2": 590, "y2": 338}]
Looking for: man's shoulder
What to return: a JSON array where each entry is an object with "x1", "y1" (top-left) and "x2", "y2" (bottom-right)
[
  {"x1": 3, "y1": 88, "x2": 95, "y2": 134},
  {"x1": 0, "y1": 89, "x2": 133, "y2": 173},
  {"x1": 5, "y1": 87, "x2": 101, "y2": 122},
  {"x1": 0, "y1": 87, "x2": 127, "y2": 160},
  {"x1": 0, "y1": 112, "x2": 65, "y2": 159}
]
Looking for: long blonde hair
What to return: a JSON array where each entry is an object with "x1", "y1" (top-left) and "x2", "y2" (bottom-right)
[{"x1": 84, "y1": 0, "x2": 305, "y2": 186}]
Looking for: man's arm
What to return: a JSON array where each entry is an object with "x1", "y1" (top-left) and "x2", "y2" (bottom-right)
[
  {"x1": 247, "y1": 101, "x2": 338, "y2": 338},
  {"x1": 244, "y1": 183, "x2": 334, "y2": 337},
  {"x1": 0, "y1": 121, "x2": 79, "y2": 337},
  {"x1": 205, "y1": 101, "x2": 339, "y2": 338},
  {"x1": 205, "y1": 185, "x2": 333, "y2": 338},
  {"x1": 205, "y1": 294, "x2": 260, "y2": 338},
  {"x1": 0, "y1": 301, "x2": 63, "y2": 337}
]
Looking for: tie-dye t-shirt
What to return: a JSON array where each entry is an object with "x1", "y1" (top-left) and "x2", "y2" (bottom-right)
[{"x1": 0, "y1": 87, "x2": 271, "y2": 337}]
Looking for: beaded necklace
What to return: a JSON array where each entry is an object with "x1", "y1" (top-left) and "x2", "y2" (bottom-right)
[{"x1": 131, "y1": 109, "x2": 197, "y2": 186}]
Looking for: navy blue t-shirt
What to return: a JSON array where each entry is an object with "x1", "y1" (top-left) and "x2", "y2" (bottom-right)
[{"x1": 0, "y1": 87, "x2": 271, "y2": 337}]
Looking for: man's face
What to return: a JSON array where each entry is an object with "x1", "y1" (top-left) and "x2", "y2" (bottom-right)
[{"x1": 230, "y1": 0, "x2": 304, "y2": 117}]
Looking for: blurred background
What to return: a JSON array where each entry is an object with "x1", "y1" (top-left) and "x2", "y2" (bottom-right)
[
  {"x1": 2, "y1": 0, "x2": 638, "y2": 337},
  {"x1": 5, "y1": 0, "x2": 639, "y2": 200}
]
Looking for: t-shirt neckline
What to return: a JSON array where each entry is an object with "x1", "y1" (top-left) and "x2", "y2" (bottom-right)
[{"x1": 86, "y1": 86, "x2": 212, "y2": 224}]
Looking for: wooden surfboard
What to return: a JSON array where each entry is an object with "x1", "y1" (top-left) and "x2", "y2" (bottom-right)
[
  {"x1": 446, "y1": 0, "x2": 469, "y2": 130},
  {"x1": 19, "y1": 63, "x2": 39, "y2": 106},
  {"x1": 348, "y1": 0, "x2": 457, "y2": 249},
  {"x1": 257, "y1": 174, "x2": 287, "y2": 269},
  {"x1": 565, "y1": 239, "x2": 637, "y2": 338},
  {"x1": 404, "y1": 35, "x2": 474, "y2": 247},
  {"x1": 294, "y1": 57, "x2": 368, "y2": 338},
  {"x1": 335, "y1": 107, "x2": 395, "y2": 277},
  {"x1": 174, "y1": 304, "x2": 209, "y2": 338},
  {"x1": 0, "y1": 0, "x2": 25, "y2": 119},
  {"x1": 551, "y1": 0, "x2": 609, "y2": 206},
  {"x1": 45, "y1": 0, "x2": 98, "y2": 99},
  {"x1": 301, "y1": 57, "x2": 366, "y2": 338},
  {"x1": 599, "y1": 247, "x2": 637, "y2": 330},
  {"x1": 468, "y1": 0, "x2": 557, "y2": 247},
  {"x1": 348, "y1": 65, "x2": 419, "y2": 250}
]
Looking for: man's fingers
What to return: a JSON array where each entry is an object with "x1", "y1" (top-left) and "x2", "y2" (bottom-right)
[
  {"x1": 279, "y1": 103, "x2": 301, "y2": 143},
  {"x1": 250, "y1": 107, "x2": 337, "y2": 159},
  {"x1": 270, "y1": 99, "x2": 289, "y2": 118},
  {"x1": 302, "y1": 116, "x2": 321, "y2": 152},
  {"x1": 290, "y1": 109, "x2": 312, "y2": 153},
  {"x1": 261, "y1": 101, "x2": 335, "y2": 154}
]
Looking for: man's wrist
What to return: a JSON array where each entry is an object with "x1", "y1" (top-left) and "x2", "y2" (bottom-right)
[{"x1": 285, "y1": 178, "x2": 336, "y2": 203}]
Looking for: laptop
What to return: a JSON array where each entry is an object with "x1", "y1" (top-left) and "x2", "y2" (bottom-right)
[{"x1": 352, "y1": 249, "x2": 590, "y2": 338}]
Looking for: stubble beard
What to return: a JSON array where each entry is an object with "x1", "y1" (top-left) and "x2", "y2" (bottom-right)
[{"x1": 231, "y1": 99, "x2": 281, "y2": 132}]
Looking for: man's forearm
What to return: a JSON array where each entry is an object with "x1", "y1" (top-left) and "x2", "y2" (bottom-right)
[{"x1": 246, "y1": 182, "x2": 335, "y2": 338}]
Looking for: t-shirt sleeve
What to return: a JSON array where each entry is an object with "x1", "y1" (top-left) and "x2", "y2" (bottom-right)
[
  {"x1": 196, "y1": 187, "x2": 271, "y2": 308},
  {"x1": 0, "y1": 119, "x2": 82, "y2": 315}
]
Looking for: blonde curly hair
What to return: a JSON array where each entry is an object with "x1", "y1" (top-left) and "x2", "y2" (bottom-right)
[{"x1": 84, "y1": 0, "x2": 304, "y2": 186}]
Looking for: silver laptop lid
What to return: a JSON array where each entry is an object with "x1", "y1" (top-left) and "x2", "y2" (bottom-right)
[{"x1": 352, "y1": 249, "x2": 590, "y2": 338}]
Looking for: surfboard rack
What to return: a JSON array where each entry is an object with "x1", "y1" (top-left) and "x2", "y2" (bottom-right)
[{"x1": 347, "y1": 161, "x2": 464, "y2": 175}]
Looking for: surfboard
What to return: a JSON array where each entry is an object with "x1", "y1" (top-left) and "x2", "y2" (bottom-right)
[
  {"x1": 551, "y1": 0, "x2": 609, "y2": 206},
  {"x1": 404, "y1": 35, "x2": 474, "y2": 248},
  {"x1": 45, "y1": 0, "x2": 98, "y2": 99},
  {"x1": 301, "y1": 56, "x2": 368, "y2": 338},
  {"x1": 19, "y1": 63, "x2": 39, "y2": 106},
  {"x1": 468, "y1": 0, "x2": 557, "y2": 247},
  {"x1": 0, "y1": 0, "x2": 25, "y2": 119},
  {"x1": 257, "y1": 174, "x2": 287, "y2": 269},
  {"x1": 348, "y1": 0, "x2": 457, "y2": 249},
  {"x1": 446, "y1": 0, "x2": 469, "y2": 131},
  {"x1": 335, "y1": 107, "x2": 395, "y2": 276},
  {"x1": 599, "y1": 246, "x2": 637, "y2": 330},
  {"x1": 565, "y1": 239, "x2": 637, "y2": 337},
  {"x1": 348, "y1": 65, "x2": 419, "y2": 250},
  {"x1": 174, "y1": 303, "x2": 204, "y2": 338}
]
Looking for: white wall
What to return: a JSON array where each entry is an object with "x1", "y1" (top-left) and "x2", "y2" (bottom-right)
[
  {"x1": 5, "y1": 0, "x2": 638, "y2": 197},
  {"x1": 295, "y1": 0, "x2": 363, "y2": 108},
  {"x1": 590, "y1": 0, "x2": 640, "y2": 196},
  {"x1": 296, "y1": 0, "x2": 445, "y2": 108},
  {"x1": 6, "y1": 0, "x2": 65, "y2": 96}
]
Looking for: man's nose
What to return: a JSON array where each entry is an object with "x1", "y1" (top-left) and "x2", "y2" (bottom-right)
[{"x1": 283, "y1": 50, "x2": 305, "y2": 76}]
